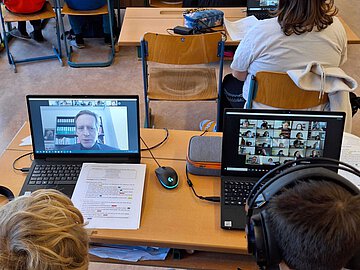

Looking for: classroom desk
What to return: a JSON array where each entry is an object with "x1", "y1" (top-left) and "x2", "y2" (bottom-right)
[
  {"x1": 7, "y1": 122, "x2": 221, "y2": 161},
  {"x1": 118, "y1": 7, "x2": 360, "y2": 47},
  {"x1": 0, "y1": 123, "x2": 256, "y2": 270}
]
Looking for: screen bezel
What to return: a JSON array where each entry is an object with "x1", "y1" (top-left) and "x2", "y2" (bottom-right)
[
  {"x1": 27, "y1": 95, "x2": 140, "y2": 161},
  {"x1": 221, "y1": 109, "x2": 346, "y2": 177}
]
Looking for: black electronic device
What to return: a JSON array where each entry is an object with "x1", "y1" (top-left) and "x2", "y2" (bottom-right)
[
  {"x1": 220, "y1": 109, "x2": 346, "y2": 230},
  {"x1": 246, "y1": 157, "x2": 360, "y2": 270},
  {"x1": 247, "y1": 0, "x2": 278, "y2": 20},
  {"x1": 173, "y1": 26, "x2": 194, "y2": 35},
  {"x1": 155, "y1": 166, "x2": 179, "y2": 189},
  {"x1": 20, "y1": 95, "x2": 141, "y2": 197},
  {"x1": 0, "y1": 185, "x2": 15, "y2": 201}
]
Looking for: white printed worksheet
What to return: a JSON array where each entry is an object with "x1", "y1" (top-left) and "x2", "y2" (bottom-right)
[{"x1": 71, "y1": 163, "x2": 146, "y2": 229}]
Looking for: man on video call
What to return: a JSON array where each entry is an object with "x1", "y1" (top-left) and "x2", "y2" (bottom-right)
[{"x1": 65, "y1": 110, "x2": 118, "y2": 151}]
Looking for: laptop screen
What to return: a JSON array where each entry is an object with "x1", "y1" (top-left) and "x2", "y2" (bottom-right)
[
  {"x1": 221, "y1": 109, "x2": 345, "y2": 177},
  {"x1": 247, "y1": 0, "x2": 278, "y2": 11},
  {"x1": 27, "y1": 95, "x2": 140, "y2": 160}
]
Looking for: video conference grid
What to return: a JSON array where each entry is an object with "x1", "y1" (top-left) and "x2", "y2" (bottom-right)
[{"x1": 238, "y1": 119, "x2": 327, "y2": 165}]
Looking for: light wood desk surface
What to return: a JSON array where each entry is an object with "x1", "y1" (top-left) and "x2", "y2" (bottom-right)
[
  {"x1": 0, "y1": 124, "x2": 256, "y2": 269},
  {"x1": 7, "y1": 122, "x2": 221, "y2": 161},
  {"x1": 118, "y1": 7, "x2": 360, "y2": 46}
]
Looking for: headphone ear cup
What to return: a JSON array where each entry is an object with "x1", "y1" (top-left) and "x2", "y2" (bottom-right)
[
  {"x1": 249, "y1": 211, "x2": 281, "y2": 268},
  {"x1": 0, "y1": 186, "x2": 15, "y2": 201},
  {"x1": 261, "y1": 210, "x2": 281, "y2": 267}
]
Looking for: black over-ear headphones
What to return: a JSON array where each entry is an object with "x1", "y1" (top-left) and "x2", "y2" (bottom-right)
[
  {"x1": 246, "y1": 157, "x2": 360, "y2": 270},
  {"x1": 0, "y1": 185, "x2": 15, "y2": 202}
]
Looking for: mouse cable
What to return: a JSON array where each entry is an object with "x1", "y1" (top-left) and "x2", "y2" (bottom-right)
[
  {"x1": 12, "y1": 152, "x2": 33, "y2": 173},
  {"x1": 185, "y1": 166, "x2": 220, "y2": 203},
  {"x1": 140, "y1": 128, "x2": 169, "y2": 151},
  {"x1": 140, "y1": 137, "x2": 162, "y2": 168}
]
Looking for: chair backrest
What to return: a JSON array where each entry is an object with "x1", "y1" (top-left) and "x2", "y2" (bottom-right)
[
  {"x1": 248, "y1": 71, "x2": 329, "y2": 109},
  {"x1": 142, "y1": 32, "x2": 224, "y2": 65}
]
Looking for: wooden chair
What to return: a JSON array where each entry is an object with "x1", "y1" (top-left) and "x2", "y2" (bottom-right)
[
  {"x1": 140, "y1": 32, "x2": 225, "y2": 128},
  {"x1": 0, "y1": 1, "x2": 62, "y2": 72},
  {"x1": 56, "y1": 0, "x2": 115, "y2": 68},
  {"x1": 247, "y1": 71, "x2": 329, "y2": 109}
]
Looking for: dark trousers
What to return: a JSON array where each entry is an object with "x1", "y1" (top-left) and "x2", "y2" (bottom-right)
[
  {"x1": 18, "y1": 20, "x2": 41, "y2": 34},
  {"x1": 218, "y1": 74, "x2": 245, "y2": 131}
]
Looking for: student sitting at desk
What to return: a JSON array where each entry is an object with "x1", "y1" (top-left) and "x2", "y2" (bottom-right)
[
  {"x1": 4, "y1": 0, "x2": 45, "y2": 42},
  {"x1": 0, "y1": 189, "x2": 89, "y2": 270},
  {"x1": 65, "y1": 0, "x2": 115, "y2": 48},
  {"x1": 218, "y1": 0, "x2": 348, "y2": 126},
  {"x1": 264, "y1": 181, "x2": 360, "y2": 270}
]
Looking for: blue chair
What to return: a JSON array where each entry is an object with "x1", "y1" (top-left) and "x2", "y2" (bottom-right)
[
  {"x1": 0, "y1": 1, "x2": 62, "y2": 72},
  {"x1": 56, "y1": 0, "x2": 115, "y2": 68},
  {"x1": 140, "y1": 32, "x2": 225, "y2": 129}
]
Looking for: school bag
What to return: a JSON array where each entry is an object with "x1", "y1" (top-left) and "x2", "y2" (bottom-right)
[{"x1": 3, "y1": 0, "x2": 46, "y2": 13}]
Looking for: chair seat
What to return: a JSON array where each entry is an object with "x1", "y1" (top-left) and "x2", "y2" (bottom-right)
[
  {"x1": 148, "y1": 67, "x2": 218, "y2": 101},
  {"x1": 2, "y1": 2, "x2": 55, "y2": 23},
  {"x1": 61, "y1": 3, "x2": 108, "y2": 15}
]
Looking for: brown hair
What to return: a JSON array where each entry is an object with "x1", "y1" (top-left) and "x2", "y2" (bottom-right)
[
  {"x1": 0, "y1": 189, "x2": 89, "y2": 270},
  {"x1": 275, "y1": 0, "x2": 338, "y2": 36},
  {"x1": 268, "y1": 180, "x2": 360, "y2": 270}
]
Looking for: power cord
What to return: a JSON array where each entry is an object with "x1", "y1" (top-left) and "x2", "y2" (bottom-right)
[
  {"x1": 140, "y1": 137, "x2": 162, "y2": 168},
  {"x1": 12, "y1": 152, "x2": 33, "y2": 173},
  {"x1": 185, "y1": 165, "x2": 220, "y2": 203},
  {"x1": 141, "y1": 128, "x2": 169, "y2": 151}
]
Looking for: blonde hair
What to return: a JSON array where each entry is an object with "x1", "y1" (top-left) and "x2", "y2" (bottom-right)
[{"x1": 0, "y1": 189, "x2": 89, "y2": 270}]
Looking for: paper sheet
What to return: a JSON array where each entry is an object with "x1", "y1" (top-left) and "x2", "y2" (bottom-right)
[
  {"x1": 224, "y1": 16, "x2": 258, "y2": 41},
  {"x1": 19, "y1": 135, "x2": 32, "y2": 146},
  {"x1": 71, "y1": 163, "x2": 147, "y2": 229},
  {"x1": 339, "y1": 132, "x2": 360, "y2": 189}
]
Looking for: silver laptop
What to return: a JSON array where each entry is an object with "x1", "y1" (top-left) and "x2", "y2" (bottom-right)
[
  {"x1": 20, "y1": 95, "x2": 140, "y2": 197},
  {"x1": 220, "y1": 109, "x2": 346, "y2": 230}
]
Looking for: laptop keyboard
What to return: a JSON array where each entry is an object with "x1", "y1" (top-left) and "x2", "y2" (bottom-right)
[
  {"x1": 27, "y1": 164, "x2": 82, "y2": 186},
  {"x1": 223, "y1": 180, "x2": 263, "y2": 206},
  {"x1": 247, "y1": 11, "x2": 272, "y2": 20}
]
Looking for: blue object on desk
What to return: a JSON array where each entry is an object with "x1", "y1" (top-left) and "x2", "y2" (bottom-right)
[{"x1": 89, "y1": 245, "x2": 170, "y2": 262}]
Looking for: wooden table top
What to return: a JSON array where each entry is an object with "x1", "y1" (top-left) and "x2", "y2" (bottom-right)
[
  {"x1": 0, "y1": 151, "x2": 247, "y2": 255},
  {"x1": 118, "y1": 7, "x2": 360, "y2": 46}
]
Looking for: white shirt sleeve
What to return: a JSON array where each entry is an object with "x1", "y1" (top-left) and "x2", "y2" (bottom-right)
[{"x1": 230, "y1": 25, "x2": 262, "y2": 72}]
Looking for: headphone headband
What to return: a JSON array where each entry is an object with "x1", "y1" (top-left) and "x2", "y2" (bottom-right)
[
  {"x1": 246, "y1": 158, "x2": 360, "y2": 269},
  {"x1": 247, "y1": 157, "x2": 360, "y2": 211}
]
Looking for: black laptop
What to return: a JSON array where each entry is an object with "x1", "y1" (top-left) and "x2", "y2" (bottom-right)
[
  {"x1": 220, "y1": 109, "x2": 346, "y2": 230},
  {"x1": 20, "y1": 95, "x2": 140, "y2": 197},
  {"x1": 247, "y1": 0, "x2": 278, "y2": 20}
]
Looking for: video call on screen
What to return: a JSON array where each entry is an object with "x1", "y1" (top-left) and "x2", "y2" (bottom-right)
[
  {"x1": 238, "y1": 119, "x2": 327, "y2": 166},
  {"x1": 29, "y1": 97, "x2": 138, "y2": 154}
]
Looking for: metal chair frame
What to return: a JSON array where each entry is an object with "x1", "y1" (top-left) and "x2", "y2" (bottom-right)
[
  {"x1": 56, "y1": 0, "x2": 115, "y2": 68},
  {"x1": 0, "y1": 1, "x2": 63, "y2": 72},
  {"x1": 140, "y1": 32, "x2": 225, "y2": 129}
]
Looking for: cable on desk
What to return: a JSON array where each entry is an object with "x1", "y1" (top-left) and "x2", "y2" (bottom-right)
[
  {"x1": 140, "y1": 137, "x2": 162, "y2": 168},
  {"x1": 141, "y1": 128, "x2": 169, "y2": 151},
  {"x1": 12, "y1": 152, "x2": 33, "y2": 173},
  {"x1": 185, "y1": 166, "x2": 220, "y2": 203}
]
